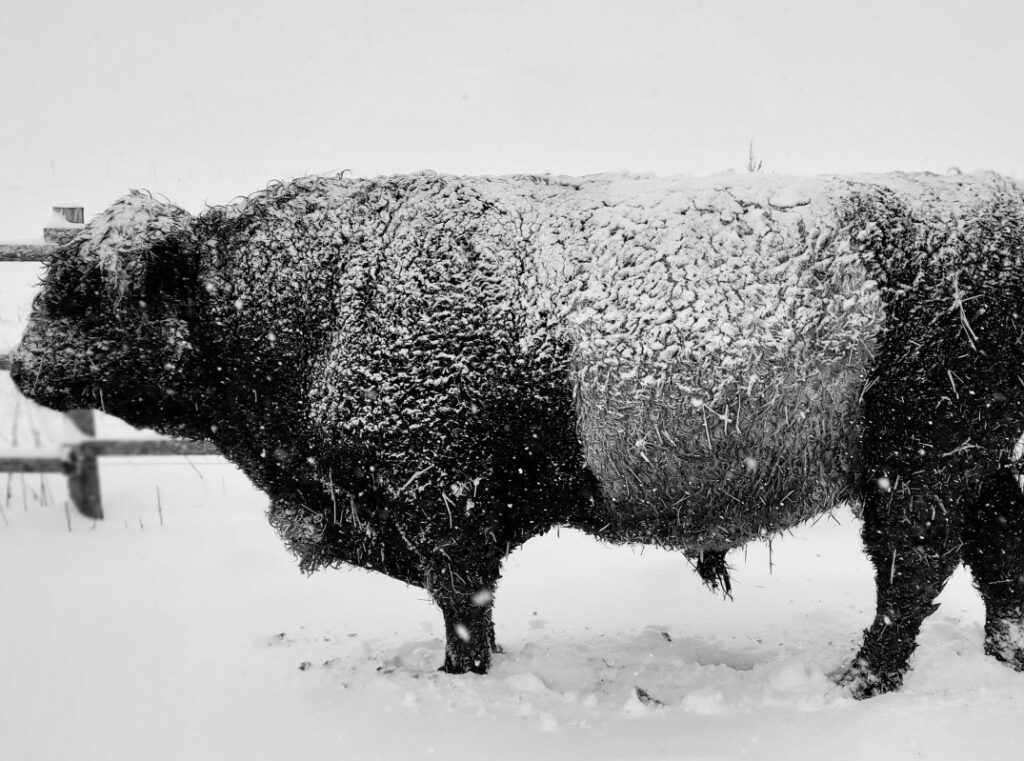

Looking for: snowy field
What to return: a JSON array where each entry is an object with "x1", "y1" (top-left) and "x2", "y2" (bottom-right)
[{"x1": 4, "y1": 256, "x2": 1024, "y2": 761}]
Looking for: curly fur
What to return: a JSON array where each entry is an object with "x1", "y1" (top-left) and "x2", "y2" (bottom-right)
[{"x1": 12, "y1": 170, "x2": 1024, "y2": 691}]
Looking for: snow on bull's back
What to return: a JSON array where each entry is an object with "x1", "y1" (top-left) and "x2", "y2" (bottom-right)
[{"x1": 532, "y1": 173, "x2": 866, "y2": 375}]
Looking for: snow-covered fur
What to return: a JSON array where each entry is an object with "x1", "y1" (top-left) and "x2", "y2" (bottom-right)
[{"x1": 12, "y1": 171, "x2": 1024, "y2": 695}]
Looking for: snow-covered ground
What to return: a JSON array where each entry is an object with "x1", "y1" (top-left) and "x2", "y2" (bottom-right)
[{"x1": 4, "y1": 257, "x2": 1024, "y2": 761}]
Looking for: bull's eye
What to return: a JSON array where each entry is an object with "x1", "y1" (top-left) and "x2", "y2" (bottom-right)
[
  {"x1": 45, "y1": 286, "x2": 97, "y2": 320},
  {"x1": 55, "y1": 292, "x2": 88, "y2": 316},
  {"x1": 41, "y1": 261, "x2": 103, "y2": 320}
]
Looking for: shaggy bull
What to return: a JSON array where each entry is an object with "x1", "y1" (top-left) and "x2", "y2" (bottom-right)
[{"x1": 12, "y1": 171, "x2": 1024, "y2": 697}]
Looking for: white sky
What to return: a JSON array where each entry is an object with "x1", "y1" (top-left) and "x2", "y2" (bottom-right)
[{"x1": 2, "y1": 0, "x2": 1023, "y2": 238}]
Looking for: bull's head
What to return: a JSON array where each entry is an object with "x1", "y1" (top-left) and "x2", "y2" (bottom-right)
[{"x1": 11, "y1": 192, "x2": 203, "y2": 433}]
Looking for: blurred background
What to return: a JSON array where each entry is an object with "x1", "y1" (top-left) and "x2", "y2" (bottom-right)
[{"x1": 2, "y1": 0, "x2": 1023, "y2": 239}]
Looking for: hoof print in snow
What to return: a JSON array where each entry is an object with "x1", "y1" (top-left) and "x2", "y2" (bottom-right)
[
  {"x1": 633, "y1": 686, "x2": 665, "y2": 707},
  {"x1": 834, "y1": 661, "x2": 901, "y2": 700},
  {"x1": 624, "y1": 686, "x2": 666, "y2": 717}
]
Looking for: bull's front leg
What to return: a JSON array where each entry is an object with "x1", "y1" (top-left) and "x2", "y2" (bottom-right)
[{"x1": 423, "y1": 552, "x2": 503, "y2": 674}]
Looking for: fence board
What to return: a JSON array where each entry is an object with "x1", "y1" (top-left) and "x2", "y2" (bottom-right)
[
  {"x1": 65, "y1": 410, "x2": 102, "y2": 518},
  {"x1": 81, "y1": 439, "x2": 220, "y2": 457},
  {"x1": 0, "y1": 451, "x2": 68, "y2": 473},
  {"x1": 0, "y1": 244, "x2": 53, "y2": 262}
]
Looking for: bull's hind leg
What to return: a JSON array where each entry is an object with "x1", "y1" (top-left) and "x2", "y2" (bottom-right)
[
  {"x1": 963, "y1": 472, "x2": 1024, "y2": 670},
  {"x1": 839, "y1": 475, "x2": 961, "y2": 698}
]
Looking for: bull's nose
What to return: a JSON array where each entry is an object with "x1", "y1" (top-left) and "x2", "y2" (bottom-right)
[{"x1": 6, "y1": 349, "x2": 24, "y2": 387}]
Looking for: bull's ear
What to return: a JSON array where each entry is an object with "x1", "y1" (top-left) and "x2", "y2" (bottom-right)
[{"x1": 78, "y1": 191, "x2": 195, "y2": 305}]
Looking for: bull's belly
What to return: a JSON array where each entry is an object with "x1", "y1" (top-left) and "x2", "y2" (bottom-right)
[
  {"x1": 580, "y1": 445, "x2": 858, "y2": 550},
  {"x1": 571, "y1": 360, "x2": 866, "y2": 549}
]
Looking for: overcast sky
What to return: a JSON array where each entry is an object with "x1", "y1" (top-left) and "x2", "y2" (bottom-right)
[{"x1": 2, "y1": 0, "x2": 1023, "y2": 238}]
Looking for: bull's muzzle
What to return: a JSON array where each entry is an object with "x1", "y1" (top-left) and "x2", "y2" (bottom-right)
[{"x1": 7, "y1": 348, "x2": 25, "y2": 389}]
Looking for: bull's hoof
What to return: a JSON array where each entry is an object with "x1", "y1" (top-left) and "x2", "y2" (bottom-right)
[
  {"x1": 834, "y1": 658, "x2": 905, "y2": 699},
  {"x1": 984, "y1": 620, "x2": 1024, "y2": 670},
  {"x1": 440, "y1": 637, "x2": 492, "y2": 674},
  {"x1": 439, "y1": 653, "x2": 489, "y2": 675}
]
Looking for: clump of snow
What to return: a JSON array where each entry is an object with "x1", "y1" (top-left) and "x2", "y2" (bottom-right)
[{"x1": 45, "y1": 210, "x2": 85, "y2": 229}]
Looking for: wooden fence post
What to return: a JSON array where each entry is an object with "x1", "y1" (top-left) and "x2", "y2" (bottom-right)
[
  {"x1": 43, "y1": 206, "x2": 84, "y2": 245},
  {"x1": 66, "y1": 408, "x2": 102, "y2": 519}
]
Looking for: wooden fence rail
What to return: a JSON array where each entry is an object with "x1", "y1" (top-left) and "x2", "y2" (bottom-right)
[
  {"x1": 1, "y1": 206, "x2": 220, "y2": 520},
  {"x1": 0, "y1": 244, "x2": 57, "y2": 262}
]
